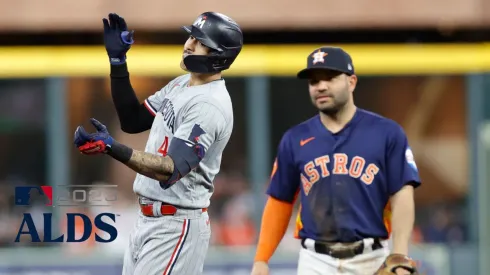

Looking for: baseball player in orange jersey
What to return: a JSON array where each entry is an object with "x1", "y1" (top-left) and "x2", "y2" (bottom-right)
[{"x1": 250, "y1": 47, "x2": 421, "y2": 275}]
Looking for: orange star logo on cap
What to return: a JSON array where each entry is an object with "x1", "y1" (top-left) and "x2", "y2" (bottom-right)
[{"x1": 312, "y1": 50, "x2": 328, "y2": 65}]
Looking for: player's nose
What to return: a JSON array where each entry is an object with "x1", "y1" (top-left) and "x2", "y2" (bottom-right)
[
  {"x1": 314, "y1": 83, "x2": 329, "y2": 93},
  {"x1": 319, "y1": 80, "x2": 331, "y2": 88},
  {"x1": 183, "y1": 43, "x2": 193, "y2": 53}
]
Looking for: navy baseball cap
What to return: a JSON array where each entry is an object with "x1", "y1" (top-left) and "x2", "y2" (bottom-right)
[{"x1": 297, "y1": 46, "x2": 355, "y2": 79}]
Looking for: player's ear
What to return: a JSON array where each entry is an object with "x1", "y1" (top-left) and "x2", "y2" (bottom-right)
[{"x1": 348, "y1": 74, "x2": 357, "y2": 92}]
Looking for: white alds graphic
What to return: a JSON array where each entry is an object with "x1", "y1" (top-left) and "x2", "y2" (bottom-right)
[
  {"x1": 405, "y1": 148, "x2": 417, "y2": 171},
  {"x1": 194, "y1": 16, "x2": 207, "y2": 28}
]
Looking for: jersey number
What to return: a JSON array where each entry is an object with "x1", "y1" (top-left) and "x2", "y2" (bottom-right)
[{"x1": 158, "y1": 136, "x2": 169, "y2": 156}]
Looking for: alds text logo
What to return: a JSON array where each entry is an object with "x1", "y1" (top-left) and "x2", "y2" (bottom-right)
[
  {"x1": 15, "y1": 213, "x2": 117, "y2": 243},
  {"x1": 14, "y1": 185, "x2": 118, "y2": 243}
]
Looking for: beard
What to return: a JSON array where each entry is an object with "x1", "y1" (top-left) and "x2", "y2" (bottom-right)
[
  {"x1": 313, "y1": 94, "x2": 349, "y2": 116},
  {"x1": 318, "y1": 101, "x2": 347, "y2": 116}
]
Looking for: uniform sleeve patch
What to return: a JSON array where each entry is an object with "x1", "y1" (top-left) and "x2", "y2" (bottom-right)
[
  {"x1": 188, "y1": 124, "x2": 206, "y2": 142},
  {"x1": 405, "y1": 147, "x2": 417, "y2": 171}
]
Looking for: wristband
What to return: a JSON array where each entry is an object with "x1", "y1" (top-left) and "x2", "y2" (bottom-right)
[
  {"x1": 109, "y1": 57, "x2": 127, "y2": 65},
  {"x1": 107, "y1": 140, "x2": 133, "y2": 163}
]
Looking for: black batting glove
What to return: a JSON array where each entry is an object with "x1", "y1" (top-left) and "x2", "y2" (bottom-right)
[{"x1": 103, "y1": 13, "x2": 134, "y2": 65}]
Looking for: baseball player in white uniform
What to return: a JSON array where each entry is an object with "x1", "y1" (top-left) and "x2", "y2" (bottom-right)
[{"x1": 73, "y1": 12, "x2": 244, "y2": 275}]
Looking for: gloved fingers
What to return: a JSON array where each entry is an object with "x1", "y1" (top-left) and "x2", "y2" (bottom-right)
[
  {"x1": 90, "y1": 118, "x2": 107, "y2": 132},
  {"x1": 102, "y1": 18, "x2": 110, "y2": 31},
  {"x1": 108, "y1": 13, "x2": 119, "y2": 30},
  {"x1": 128, "y1": 30, "x2": 134, "y2": 42},
  {"x1": 117, "y1": 15, "x2": 128, "y2": 31},
  {"x1": 74, "y1": 126, "x2": 91, "y2": 147},
  {"x1": 76, "y1": 126, "x2": 91, "y2": 140}
]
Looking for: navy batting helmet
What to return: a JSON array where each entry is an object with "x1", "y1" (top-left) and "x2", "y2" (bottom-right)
[{"x1": 182, "y1": 12, "x2": 243, "y2": 74}]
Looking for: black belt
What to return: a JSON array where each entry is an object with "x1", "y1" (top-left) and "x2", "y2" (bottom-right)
[{"x1": 301, "y1": 238, "x2": 383, "y2": 259}]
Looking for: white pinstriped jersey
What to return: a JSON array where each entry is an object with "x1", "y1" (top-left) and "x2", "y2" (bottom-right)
[{"x1": 134, "y1": 74, "x2": 233, "y2": 208}]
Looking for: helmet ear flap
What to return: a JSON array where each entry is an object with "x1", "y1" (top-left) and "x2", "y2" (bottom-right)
[{"x1": 210, "y1": 50, "x2": 239, "y2": 71}]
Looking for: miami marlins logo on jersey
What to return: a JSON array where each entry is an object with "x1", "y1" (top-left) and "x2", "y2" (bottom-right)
[
  {"x1": 161, "y1": 98, "x2": 176, "y2": 133},
  {"x1": 301, "y1": 153, "x2": 380, "y2": 195}
]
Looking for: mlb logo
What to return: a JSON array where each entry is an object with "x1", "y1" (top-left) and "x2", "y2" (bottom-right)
[{"x1": 15, "y1": 186, "x2": 53, "y2": 206}]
